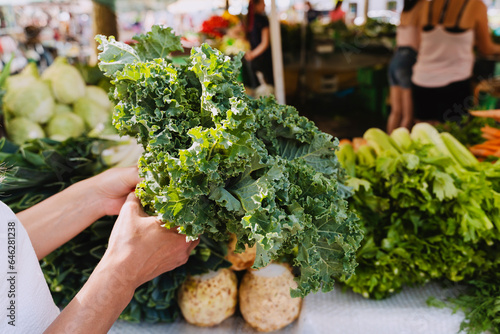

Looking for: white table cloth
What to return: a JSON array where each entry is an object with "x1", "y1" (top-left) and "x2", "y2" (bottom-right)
[{"x1": 110, "y1": 282, "x2": 466, "y2": 334}]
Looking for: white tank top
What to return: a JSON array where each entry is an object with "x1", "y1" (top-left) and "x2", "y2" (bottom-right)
[
  {"x1": 0, "y1": 201, "x2": 60, "y2": 333},
  {"x1": 396, "y1": 25, "x2": 419, "y2": 51},
  {"x1": 412, "y1": 0, "x2": 474, "y2": 87}
]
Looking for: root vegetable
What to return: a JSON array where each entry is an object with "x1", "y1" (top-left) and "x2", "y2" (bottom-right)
[
  {"x1": 225, "y1": 234, "x2": 256, "y2": 271},
  {"x1": 239, "y1": 263, "x2": 302, "y2": 332},
  {"x1": 177, "y1": 268, "x2": 237, "y2": 327}
]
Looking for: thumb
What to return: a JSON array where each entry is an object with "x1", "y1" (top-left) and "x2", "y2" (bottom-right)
[{"x1": 119, "y1": 192, "x2": 145, "y2": 216}]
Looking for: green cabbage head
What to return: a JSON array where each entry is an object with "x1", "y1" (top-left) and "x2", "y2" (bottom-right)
[
  {"x1": 84, "y1": 86, "x2": 112, "y2": 110},
  {"x1": 7, "y1": 117, "x2": 45, "y2": 145},
  {"x1": 42, "y1": 57, "x2": 86, "y2": 104},
  {"x1": 3, "y1": 79, "x2": 55, "y2": 124},
  {"x1": 53, "y1": 103, "x2": 73, "y2": 115},
  {"x1": 73, "y1": 96, "x2": 111, "y2": 130},
  {"x1": 46, "y1": 111, "x2": 85, "y2": 141}
]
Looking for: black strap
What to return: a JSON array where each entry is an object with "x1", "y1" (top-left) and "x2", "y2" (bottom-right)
[
  {"x1": 455, "y1": 0, "x2": 470, "y2": 28},
  {"x1": 439, "y1": 0, "x2": 451, "y2": 24},
  {"x1": 427, "y1": 0, "x2": 434, "y2": 26}
]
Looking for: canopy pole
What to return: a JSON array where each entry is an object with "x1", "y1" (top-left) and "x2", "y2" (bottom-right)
[
  {"x1": 269, "y1": 0, "x2": 285, "y2": 104},
  {"x1": 364, "y1": 0, "x2": 369, "y2": 22}
]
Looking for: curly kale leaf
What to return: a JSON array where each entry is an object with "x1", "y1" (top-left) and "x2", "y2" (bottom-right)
[
  {"x1": 97, "y1": 27, "x2": 363, "y2": 297},
  {"x1": 96, "y1": 26, "x2": 183, "y2": 77}
]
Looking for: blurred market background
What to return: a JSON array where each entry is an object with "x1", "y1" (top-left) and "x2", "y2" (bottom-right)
[{"x1": 4, "y1": 0, "x2": 500, "y2": 138}]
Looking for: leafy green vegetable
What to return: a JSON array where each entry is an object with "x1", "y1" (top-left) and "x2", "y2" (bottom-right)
[
  {"x1": 339, "y1": 127, "x2": 500, "y2": 300},
  {"x1": 97, "y1": 25, "x2": 363, "y2": 298},
  {"x1": 41, "y1": 57, "x2": 86, "y2": 104},
  {"x1": 0, "y1": 136, "x2": 115, "y2": 212}
]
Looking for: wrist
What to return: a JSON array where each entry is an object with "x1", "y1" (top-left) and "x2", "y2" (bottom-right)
[{"x1": 92, "y1": 254, "x2": 138, "y2": 297}]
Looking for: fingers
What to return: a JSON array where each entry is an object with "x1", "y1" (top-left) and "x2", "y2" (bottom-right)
[
  {"x1": 117, "y1": 166, "x2": 142, "y2": 191},
  {"x1": 187, "y1": 238, "x2": 200, "y2": 254},
  {"x1": 121, "y1": 198, "x2": 200, "y2": 256},
  {"x1": 119, "y1": 192, "x2": 143, "y2": 216}
]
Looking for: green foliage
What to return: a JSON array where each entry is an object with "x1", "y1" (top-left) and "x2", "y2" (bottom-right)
[
  {"x1": 97, "y1": 25, "x2": 363, "y2": 298},
  {"x1": 0, "y1": 136, "x2": 114, "y2": 212},
  {"x1": 435, "y1": 115, "x2": 499, "y2": 147},
  {"x1": 340, "y1": 128, "x2": 500, "y2": 301}
]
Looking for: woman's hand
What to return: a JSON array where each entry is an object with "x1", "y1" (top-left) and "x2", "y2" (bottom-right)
[
  {"x1": 89, "y1": 166, "x2": 141, "y2": 216},
  {"x1": 103, "y1": 192, "x2": 200, "y2": 288},
  {"x1": 245, "y1": 50, "x2": 255, "y2": 61}
]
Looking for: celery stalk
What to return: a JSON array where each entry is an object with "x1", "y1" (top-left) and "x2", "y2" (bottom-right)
[
  {"x1": 363, "y1": 128, "x2": 401, "y2": 157},
  {"x1": 337, "y1": 143, "x2": 356, "y2": 177},
  {"x1": 390, "y1": 127, "x2": 413, "y2": 152},
  {"x1": 410, "y1": 123, "x2": 460, "y2": 165},
  {"x1": 356, "y1": 145, "x2": 376, "y2": 166},
  {"x1": 440, "y1": 132, "x2": 478, "y2": 169}
]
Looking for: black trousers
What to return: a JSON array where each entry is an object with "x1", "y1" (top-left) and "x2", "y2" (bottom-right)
[{"x1": 412, "y1": 78, "x2": 472, "y2": 123}]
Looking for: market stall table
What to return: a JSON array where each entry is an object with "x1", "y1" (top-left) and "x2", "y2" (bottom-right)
[{"x1": 109, "y1": 282, "x2": 464, "y2": 334}]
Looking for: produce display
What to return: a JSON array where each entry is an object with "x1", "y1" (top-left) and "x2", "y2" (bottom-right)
[
  {"x1": 339, "y1": 124, "x2": 500, "y2": 298},
  {"x1": 337, "y1": 124, "x2": 500, "y2": 333},
  {"x1": 2, "y1": 58, "x2": 114, "y2": 144}
]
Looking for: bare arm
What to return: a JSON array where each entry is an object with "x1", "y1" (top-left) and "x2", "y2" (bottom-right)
[
  {"x1": 245, "y1": 27, "x2": 270, "y2": 61},
  {"x1": 17, "y1": 167, "x2": 140, "y2": 260},
  {"x1": 44, "y1": 193, "x2": 199, "y2": 334},
  {"x1": 474, "y1": 2, "x2": 500, "y2": 56}
]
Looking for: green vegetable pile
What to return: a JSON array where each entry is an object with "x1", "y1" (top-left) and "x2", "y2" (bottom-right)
[
  {"x1": 96, "y1": 25, "x2": 363, "y2": 298},
  {"x1": 338, "y1": 124, "x2": 500, "y2": 299},
  {"x1": 337, "y1": 124, "x2": 500, "y2": 332},
  {"x1": 2, "y1": 58, "x2": 114, "y2": 144}
]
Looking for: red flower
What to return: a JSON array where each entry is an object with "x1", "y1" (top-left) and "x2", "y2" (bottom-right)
[{"x1": 200, "y1": 15, "x2": 230, "y2": 39}]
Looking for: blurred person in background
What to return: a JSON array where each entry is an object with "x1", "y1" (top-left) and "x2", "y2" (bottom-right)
[
  {"x1": 245, "y1": 0, "x2": 274, "y2": 89},
  {"x1": 411, "y1": 0, "x2": 500, "y2": 124},
  {"x1": 329, "y1": 0, "x2": 345, "y2": 23},
  {"x1": 23, "y1": 25, "x2": 53, "y2": 71},
  {"x1": 305, "y1": 1, "x2": 321, "y2": 23},
  {"x1": 386, "y1": 0, "x2": 423, "y2": 134}
]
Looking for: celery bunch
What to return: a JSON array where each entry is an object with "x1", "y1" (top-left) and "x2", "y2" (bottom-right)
[{"x1": 338, "y1": 124, "x2": 500, "y2": 302}]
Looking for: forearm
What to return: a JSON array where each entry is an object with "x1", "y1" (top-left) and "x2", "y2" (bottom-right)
[
  {"x1": 17, "y1": 179, "x2": 106, "y2": 260},
  {"x1": 249, "y1": 27, "x2": 270, "y2": 60},
  {"x1": 44, "y1": 258, "x2": 135, "y2": 334},
  {"x1": 250, "y1": 42, "x2": 268, "y2": 59}
]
